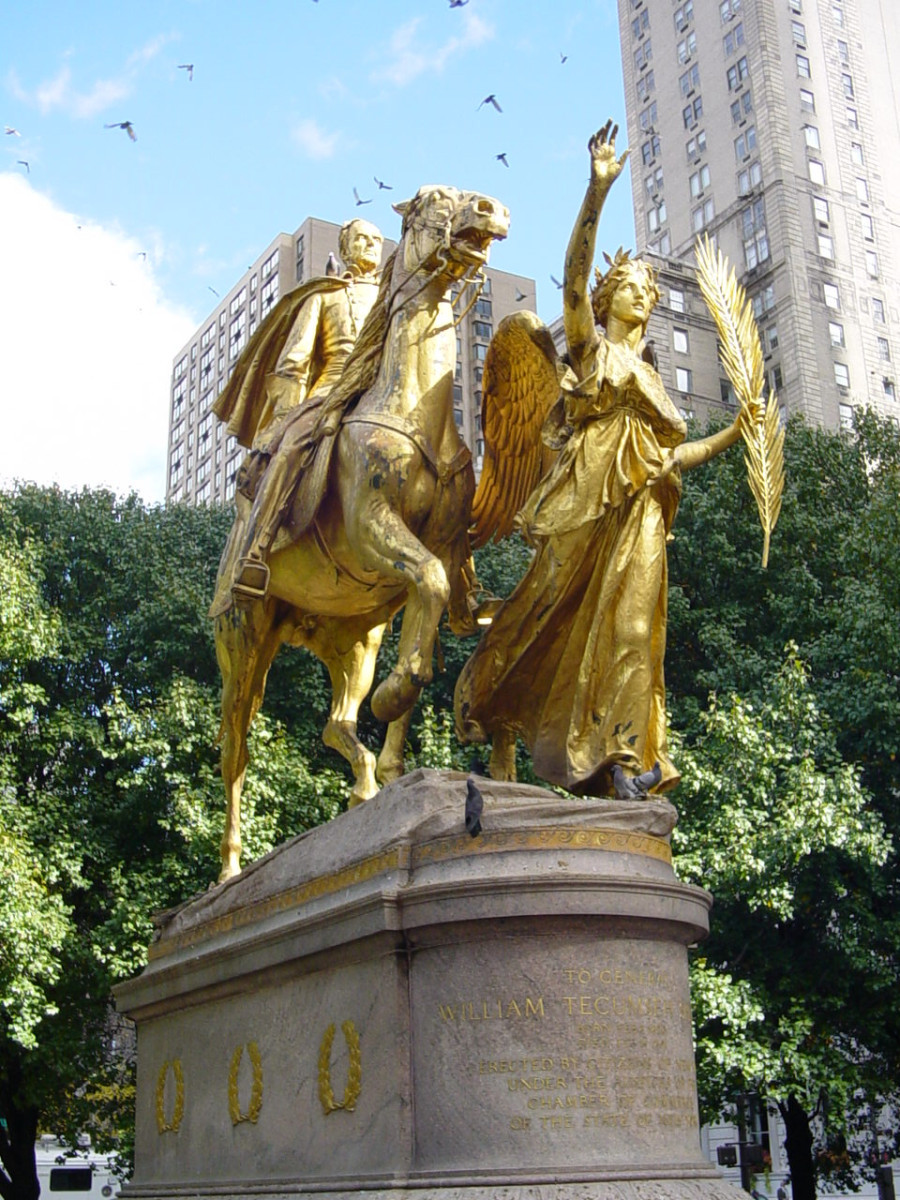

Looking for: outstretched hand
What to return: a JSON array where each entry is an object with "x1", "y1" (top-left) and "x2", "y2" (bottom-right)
[{"x1": 589, "y1": 120, "x2": 629, "y2": 190}]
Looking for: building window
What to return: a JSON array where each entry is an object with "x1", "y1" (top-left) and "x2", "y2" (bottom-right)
[
  {"x1": 734, "y1": 126, "x2": 757, "y2": 159},
  {"x1": 771, "y1": 364, "x2": 784, "y2": 390},
  {"x1": 837, "y1": 39, "x2": 850, "y2": 64},
  {"x1": 641, "y1": 135, "x2": 661, "y2": 165},
  {"x1": 877, "y1": 337, "x2": 891, "y2": 361},
  {"x1": 884, "y1": 380, "x2": 896, "y2": 401},
  {"x1": 262, "y1": 250, "x2": 278, "y2": 278},
  {"x1": 682, "y1": 98, "x2": 703, "y2": 129},
  {"x1": 674, "y1": 1, "x2": 693, "y2": 32},
  {"x1": 742, "y1": 198, "x2": 769, "y2": 269},
  {"x1": 803, "y1": 124, "x2": 820, "y2": 149},
  {"x1": 796, "y1": 55, "x2": 811, "y2": 78},
  {"x1": 675, "y1": 367, "x2": 693, "y2": 392},
  {"x1": 766, "y1": 324, "x2": 779, "y2": 353},
  {"x1": 828, "y1": 321, "x2": 845, "y2": 347},
  {"x1": 865, "y1": 251, "x2": 879, "y2": 278},
  {"x1": 691, "y1": 198, "x2": 715, "y2": 231},
  {"x1": 720, "y1": 0, "x2": 741, "y2": 19},
  {"x1": 823, "y1": 282, "x2": 841, "y2": 310},
  {"x1": 791, "y1": 20, "x2": 807, "y2": 45},
  {"x1": 800, "y1": 88, "x2": 816, "y2": 111},
  {"x1": 738, "y1": 160, "x2": 762, "y2": 193},
  {"x1": 834, "y1": 362, "x2": 850, "y2": 388},
  {"x1": 850, "y1": 142, "x2": 864, "y2": 166},
  {"x1": 659, "y1": 231, "x2": 672, "y2": 254},
  {"x1": 839, "y1": 402, "x2": 854, "y2": 430},
  {"x1": 813, "y1": 196, "x2": 830, "y2": 223},
  {"x1": 690, "y1": 164, "x2": 710, "y2": 196},
  {"x1": 647, "y1": 200, "x2": 667, "y2": 232},
  {"x1": 636, "y1": 71, "x2": 656, "y2": 101},
  {"x1": 640, "y1": 101, "x2": 659, "y2": 130},
  {"x1": 680, "y1": 65, "x2": 701, "y2": 96},
  {"x1": 873, "y1": 298, "x2": 885, "y2": 323},
  {"x1": 723, "y1": 23, "x2": 745, "y2": 55},
  {"x1": 833, "y1": 4, "x2": 844, "y2": 26},
  {"x1": 260, "y1": 274, "x2": 279, "y2": 315},
  {"x1": 674, "y1": 328, "x2": 690, "y2": 354},
  {"x1": 856, "y1": 177, "x2": 869, "y2": 204},
  {"x1": 846, "y1": 106, "x2": 859, "y2": 129},
  {"x1": 752, "y1": 284, "x2": 776, "y2": 318},
  {"x1": 677, "y1": 32, "x2": 697, "y2": 62},
  {"x1": 634, "y1": 39, "x2": 653, "y2": 69},
  {"x1": 631, "y1": 8, "x2": 650, "y2": 36},
  {"x1": 229, "y1": 287, "x2": 246, "y2": 316},
  {"x1": 818, "y1": 234, "x2": 834, "y2": 259},
  {"x1": 686, "y1": 130, "x2": 707, "y2": 158},
  {"x1": 473, "y1": 320, "x2": 493, "y2": 340},
  {"x1": 669, "y1": 288, "x2": 685, "y2": 314},
  {"x1": 731, "y1": 92, "x2": 753, "y2": 123},
  {"x1": 841, "y1": 72, "x2": 855, "y2": 98},
  {"x1": 808, "y1": 159, "x2": 826, "y2": 185},
  {"x1": 645, "y1": 167, "x2": 664, "y2": 196},
  {"x1": 727, "y1": 56, "x2": 750, "y2": 89}
]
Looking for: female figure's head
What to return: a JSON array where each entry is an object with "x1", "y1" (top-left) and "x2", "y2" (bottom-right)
[{"x1": 591, "y1": 248, "x2": 659, "y2": 336}]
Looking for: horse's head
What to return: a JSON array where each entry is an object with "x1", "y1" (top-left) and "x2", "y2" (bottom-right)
[{"x1": 393, "y1": 185, "x2": 509, "y2": 282}]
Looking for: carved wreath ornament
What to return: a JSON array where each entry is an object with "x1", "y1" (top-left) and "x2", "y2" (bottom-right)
[
  {"x1": 317, "y1": 1021, "x2": 361, "y2": 1115},
  {"x1": 228, "y1": 1042, "x2": 263, "y2": 1125},
  {"x1": 155, "y1": 1060, "x2": 184, "y2": 1134}
]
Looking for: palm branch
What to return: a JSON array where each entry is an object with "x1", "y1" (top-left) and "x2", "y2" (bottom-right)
[{"x1": 694, "y1": 234, "x2": 785, "y2": 567}]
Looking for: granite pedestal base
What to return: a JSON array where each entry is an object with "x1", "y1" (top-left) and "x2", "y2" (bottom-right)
[{"x1": 115, "y1": 769, "x2": 738, "y2": 1200}]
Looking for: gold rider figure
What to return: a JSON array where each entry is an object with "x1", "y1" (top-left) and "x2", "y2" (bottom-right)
[{"x1": 232, "y1": 218, "x2": 384, "y2": 600}]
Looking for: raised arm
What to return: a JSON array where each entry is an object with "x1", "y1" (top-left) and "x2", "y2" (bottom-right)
[{"x1": 564, "y1": 121, "x2": 629, "y2": 381}]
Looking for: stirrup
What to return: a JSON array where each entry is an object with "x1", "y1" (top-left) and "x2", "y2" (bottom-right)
[
  {"x1": 232, "y1": 556, "x2": 270, "y2": 601},
  {"x1": 467, "y1": 587, "x2": 503, "y2": 627}
]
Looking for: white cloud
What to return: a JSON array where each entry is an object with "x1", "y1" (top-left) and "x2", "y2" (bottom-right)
[
  {"x1": 0, "y1": 174, "x2": 195, "y2": 502},
  {"x1": 372, "y1": 13, "x2": 493, "y2": 87},
  {"x1": 291, "y1": 117, "x2": 340, "y2": 160}
]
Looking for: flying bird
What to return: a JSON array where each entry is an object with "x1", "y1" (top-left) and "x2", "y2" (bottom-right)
[
  {"x1": 515, "y1": 288, "x2": 526, "y2": 302},
  {"x1": 495, "y1": 152, "x2": 509, "y2": 167},
  {"x1": 5, "y1": 126, "x2": 21, "y2": 136},
  {"x1": 373, "y1": 175, "x2": 393, "y2": 190},
  {"x1": 105, "y1": 121, "x2": 136, "y2": 141},
  {"x1": 137, "y1": 251, "x2": 147, "y2": 261},
  {"x1": 560, "y1": 52, "x2": 568, "y2": 63},
  {"x1": 325, "y1": 252, "x2": 340, "y2": 277},
  {"x1": 353, "y1": 186, "x2": 372, "y2": 206},
  {"x1": 178, "y1": 64, "x2": 194, "y2": 81},
  {"x1": 208, "y1": 286, "x2": 220, "y2": 298},
  {"x1": 464, "y1": 777, "x2": 484, "y2": 838},
  {"x1": 478, "y1": 94, "x2": 502, "y2": 112},
  {"x1": 17, "y1": 160, "x2": 29, "y2": 173},
  {"x1": 550, "y1": 274, "x2": 563, "y2": 289},
  {"x1": 449, "y1": 0, "x2": 469, "y2": 7}
]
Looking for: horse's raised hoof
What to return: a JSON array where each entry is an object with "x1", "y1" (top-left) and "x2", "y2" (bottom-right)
[{"x1": 371, "y1": 670, "x2": 421, "y2": 724}]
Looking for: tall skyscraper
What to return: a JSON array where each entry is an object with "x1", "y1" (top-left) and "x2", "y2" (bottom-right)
[
  {"x1": 166, "y1": 216, "x2": 535, "y2": 505},
  {"x1": 617, "y1": 0, "x2": 900, "y2": 430}
]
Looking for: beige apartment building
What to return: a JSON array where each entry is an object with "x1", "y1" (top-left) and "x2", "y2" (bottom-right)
[
  {"x1": 165, "y1": 215, "x2": 535, "y2": 505},
  {"x1": 617, "y1": 0, "x2": 900, "y2": 430}
]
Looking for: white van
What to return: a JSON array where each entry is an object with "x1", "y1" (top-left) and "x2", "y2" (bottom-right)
[{"x1": 34, "y1": 1137, "x2": 120, "y2": 1200}]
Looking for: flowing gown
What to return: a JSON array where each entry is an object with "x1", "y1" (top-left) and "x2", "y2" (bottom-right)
[{"x1": 455, "y1": 338, "x2": 688, "y2": 796}]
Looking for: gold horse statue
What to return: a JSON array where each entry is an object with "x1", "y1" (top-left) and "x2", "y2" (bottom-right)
[{"x1": 211, "y1": 185, "x2": 510, "y2": 881}]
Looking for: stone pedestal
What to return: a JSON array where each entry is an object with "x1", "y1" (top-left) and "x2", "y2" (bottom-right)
[{"x1": 115, "y1": 769, "x2": 738, "y2": 1200}]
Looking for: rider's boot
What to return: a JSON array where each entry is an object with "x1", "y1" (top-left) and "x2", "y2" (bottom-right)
[{"x1": 232, "y1": 454, "x2": 293, "y2": 602}]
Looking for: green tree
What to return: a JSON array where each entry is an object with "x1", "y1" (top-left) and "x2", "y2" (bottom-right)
[{"x1": 0, "y1": 487, "x2": 346, "y2": 1200}]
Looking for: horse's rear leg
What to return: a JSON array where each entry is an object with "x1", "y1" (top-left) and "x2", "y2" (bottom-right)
[
  {"x1": 377, "y1": 707, "x2": 414, "y2": 785},
  {"x1": 307, "y1": 619, "x2": 386, "y2": 807},
  {"x1": 215, "y1": 603, "x2": 282, "y2": 882}
]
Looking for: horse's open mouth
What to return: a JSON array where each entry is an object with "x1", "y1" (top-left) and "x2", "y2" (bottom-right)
[{"x1": 453, "y1": 224, "x2": 507, "y2": 264}]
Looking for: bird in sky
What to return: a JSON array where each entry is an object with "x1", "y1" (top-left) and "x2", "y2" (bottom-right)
[
  {"x1": 137, "y1": 251, "x2": 147, "y2": 261},
  {"x1": 5, "y1": 125, "x2": 21, "y2": 136},
  {"x1": 178, "y1": 64, "x2": 194, "y2": 81},
  {"x1": 495, "y1": 152, "x2": 509, "y2": 167},
  {"x1": 478, "y1": 94, "x2": 502, "y2": 112},
  {"x1": 560, "y1": 52, "x2": 568, "y2": 63},
  {"x1": 373, "y1": 175, "x2": 393, "y2": 190},
  {"x1": 17, "y1": 160, "x2": 29, "y2": 173},
  {"x1": 208, "y1": 286, "x2": 220, "y2": 298},
  {"x1": 105, "y1": 121, "x2": 136, "y2": 142},
  {"x1": 551, "y1": 274, "x2": 563, "y2": 289},
  {"x1": 449, "y1": 0, "x2": 469, "y2": 7},
  {"x1": 353, "y1": 186, "x2": 372, "y2": 206}
]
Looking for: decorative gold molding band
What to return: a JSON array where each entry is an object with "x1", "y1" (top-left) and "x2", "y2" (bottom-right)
[
  {"x1": 228, "y1": 1042, "x2": 263, "y2": 1125},
  {"x1": 317, "y1": 1021, "x2": 361, "y2": 1115},
  {"x1": 155, "y1": 1060, "x2": 184, "y2": 1134},
  {"x1": 148, "y1": 827, "x2": 669, "y2": 960}
]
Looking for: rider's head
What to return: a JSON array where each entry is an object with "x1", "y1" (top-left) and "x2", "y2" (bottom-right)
[{"x1": 339, "y1": 219, "x2": 383, "y2": 276}]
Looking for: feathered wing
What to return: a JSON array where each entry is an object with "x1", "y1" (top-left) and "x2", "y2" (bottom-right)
[
  {"x1": 694, "y1": 235, "x2": 785, "y2": 567},
  {"x1": 470, "y1": 311, "x2": 566, "y2": 548}
]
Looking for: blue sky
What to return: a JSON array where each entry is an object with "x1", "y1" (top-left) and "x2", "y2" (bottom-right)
[{"x1": 1, "y1": 0, "x2": 635, "y2": 500}]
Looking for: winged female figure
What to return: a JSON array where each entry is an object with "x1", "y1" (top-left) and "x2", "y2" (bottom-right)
[{"x1": 455, "y1": 122, "x2": 744, "y2": 799}]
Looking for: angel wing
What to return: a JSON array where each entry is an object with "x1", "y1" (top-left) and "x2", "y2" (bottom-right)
[{"x1": 470, "y1": 311, "x2": 566, "y2": 548}]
